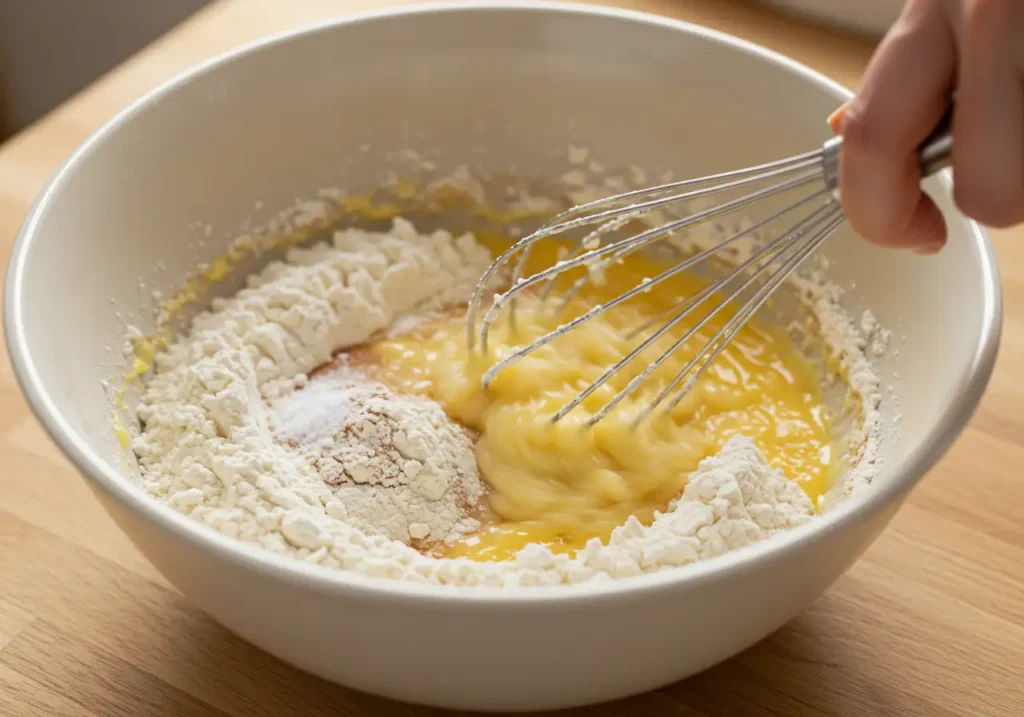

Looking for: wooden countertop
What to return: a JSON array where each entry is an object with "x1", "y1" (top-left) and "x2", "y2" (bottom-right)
[{"x1": 1, "y1": 1, "x2": 1022, "y2": 715}]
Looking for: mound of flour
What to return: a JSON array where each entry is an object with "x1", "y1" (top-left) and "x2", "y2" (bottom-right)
[
  {"x1": 273, "y1": 367, "x2": 485, "y2": 545},
  {"x1": 133, "y1": 217, "x2": 854, "y2": 587}
]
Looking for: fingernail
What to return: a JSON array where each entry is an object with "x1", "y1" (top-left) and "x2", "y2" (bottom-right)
[{"x1": 827, "y1": 105, "x2": 846, "y2": 134}]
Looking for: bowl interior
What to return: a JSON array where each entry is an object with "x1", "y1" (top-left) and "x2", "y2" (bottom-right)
[{"x1": 7, "y1": 5, "x2": 995, "y2": 547}]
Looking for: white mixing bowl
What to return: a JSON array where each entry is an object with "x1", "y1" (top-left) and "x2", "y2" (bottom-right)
[{"x1": 4, "y1": 2, "x2": 1000, "y2": 711}]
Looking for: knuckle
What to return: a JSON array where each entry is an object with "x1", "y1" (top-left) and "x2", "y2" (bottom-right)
[
  {"x1": 838, "y1": 102, "x2": 886, "y2": 157},
  {"x1": 913, "y1": 0, "x2": 944, "y2": 12},
  {"x1": 888, "y1": 0, "x2": 940, "y2": 38},
  {"x1": 844, "y1": 216, "x2": 884, "y2": 245},
  {"x1": 954, "y1": 180, "x2": 1024, "y2": 228},
  {"x1": 964, "y1": 0, "x2": 1008, "y2": 27},
  {"x1": 840, "y1": 193, "x2": 891, "y2": 244}
]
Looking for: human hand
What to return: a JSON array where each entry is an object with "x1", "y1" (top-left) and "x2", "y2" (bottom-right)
[{"x1": 829, "y1": 0, "x2": 1024, "y2": 253}]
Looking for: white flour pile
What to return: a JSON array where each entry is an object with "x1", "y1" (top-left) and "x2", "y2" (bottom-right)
[
  {"x1": 133, "y1": 216, "x2": 881, "y2": 587},
  {"x1": 274, "y1": 367, "x2": 484, "y2": 545}
]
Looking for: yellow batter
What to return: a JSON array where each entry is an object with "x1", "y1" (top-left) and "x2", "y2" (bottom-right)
[{"x1": 370, "y1": 235, "x2": 834, "y2": 560}]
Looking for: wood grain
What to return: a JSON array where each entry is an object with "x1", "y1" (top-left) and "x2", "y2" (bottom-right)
[{"x1": 1, "y1": 1, "x2": 1022, "y2": 715}]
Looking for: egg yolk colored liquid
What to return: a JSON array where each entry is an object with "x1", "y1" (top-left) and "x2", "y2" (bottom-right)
[{"x1": 369, "y1": 235, "x2": 834, "y2": 560}]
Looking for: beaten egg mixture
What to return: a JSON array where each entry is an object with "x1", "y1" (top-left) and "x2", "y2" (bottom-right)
[{"x1": 369, "y1": 236, "x2": 835, "y2": 560}]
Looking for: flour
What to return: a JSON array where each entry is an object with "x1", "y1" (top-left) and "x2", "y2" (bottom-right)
[
  {"x1": 794, "y1": 269, "x2": 885, "y2": 500},
  {"x1": 274, "y1": 367, "x2": 484, "y2": 544},
  {"x1": 134, "y1": 218, "x2": 495, "y2": 565},
  {"x1": 133, "y1": 214, "x2": 880, "y2": 587},
  {"x1": 515, "y1": 435, "x2": 815, "y2": 581}
]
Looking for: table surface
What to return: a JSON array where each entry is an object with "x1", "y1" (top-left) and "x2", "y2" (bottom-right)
[{"x1": 1, "y1": 1, "x2": 1022, "y2": 715}]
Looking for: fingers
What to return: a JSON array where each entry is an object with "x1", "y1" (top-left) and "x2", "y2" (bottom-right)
[
  {"x1": 835, "y1": 0, "x2": 956, "y2": 251},
  {"x1": 952, "y1": 0, "x2": 1024, "y2": 228}
]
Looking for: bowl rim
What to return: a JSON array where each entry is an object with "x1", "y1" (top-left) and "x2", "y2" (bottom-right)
[{"x1": 4, "y1": 0, "x2": 1002, "y2": 604}]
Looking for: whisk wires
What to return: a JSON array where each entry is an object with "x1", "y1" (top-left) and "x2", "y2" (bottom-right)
[{"x1": 465, "y1": 148, "x2": 845, "y2": 426}]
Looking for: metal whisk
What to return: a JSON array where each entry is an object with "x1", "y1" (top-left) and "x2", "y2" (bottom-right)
[{"x1": 466, "y1": 118, "x2": 953, "y2": 426}]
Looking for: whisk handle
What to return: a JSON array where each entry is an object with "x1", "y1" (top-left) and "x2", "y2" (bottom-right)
[
  {"x1": 917, "y1": 111, "x2": 953, "y2": 178},
  {"x1": 821, "y1": 109, "x2": 953, "y2": 197}
]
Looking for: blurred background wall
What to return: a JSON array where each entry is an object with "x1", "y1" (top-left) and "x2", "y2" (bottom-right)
[
  {"x1": 0, "y1": 0, "x2": 210, "y2": 140},
  {"x1": 0, "y1": 0, "x2": 897, "y2": 142}
]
